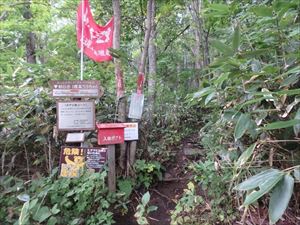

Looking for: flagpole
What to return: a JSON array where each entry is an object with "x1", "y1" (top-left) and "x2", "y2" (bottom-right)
[{"x1": 80, "y1": 0, "x2": 85, "y2": 81}]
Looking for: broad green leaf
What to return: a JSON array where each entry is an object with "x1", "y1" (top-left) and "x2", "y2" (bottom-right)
[
  {"x1": 147, "y1": 205, "x2": 158, "y2": 213},
  {"x1": 235, "y1": 143, "x2": 256, "y2": 167},
  {"x1": 47, "y1": 216, "x2": 58, "y2": 225},
  {"x1": 243, "y1": 173, "x2": 284, "y2": 206},
  {"x1": 205, "y1": 92, "x2": 216, "y2": 105},
  {"x1": 263, "y1": 119, "x2": 300, "y2": 130},
  {"x1": 51, "y1": 204, "x2": 60, "y2": 215},
  {"x1": 294, "y1": 168, "x2": 300, "y2": 181},
  {"x1": 137, "y1": 217, "x2": 148, "y2": 225},
  {"x1": 141, "y1": 191, "x2": 150, "y2": 206},
  {"x1": 234, "y1": 114, "x2": 251, "y2": 140},
  {"x1": 252, "y1": 6, "x2": 273, "y2": 17},
  {"x1": 240, "y1": 49, "x2": 271, "y2": 58},
  {"x1": 70, "y1": 218, "x2": 81, "y2": 225},
  {"x1": 250, "y1": 89, "x2": 300, "y2": 97},
  {"x1": 232, "y1": 24, "x2": 240, "y2": 52},
  {"x1": 281, "y1": 74, "x2": 300, "y2": 87},
  {"x1": 236, "y1": 97, "x2": 274, "y2": 111},
  {"x1": 276, "y1": 89, "x2": 300, "y2": 96},
  {"x1": 293, "y1": 108, "x2": 300, "y2": 136},
  {"x1": 33, "y1": 206, "x2": 52, "y2": 223},
  {"x1": 214, "y1": 73, "x2": 228, "y2": 86},
  {"x1": 29, "y1": 199, "x2": 38, "y2": 210},
  {"x1": 234, "y1": 169, "x2": 283, "y2": 191},
  {"x1": 209, "y1": 4, "x2": 230, "y2": 13},
  {"x1": 19, "y1": 201, "x2": 30, "y2": 225},
  {"x1": 222, "y1": 110, "x2": 241, "y2": 122},
  {"x1": 118, "y1": 179, "x2": 133, "y2": 198},
  {"x1": 269, "y1": 174, "x2": 294, "y2": 224},
  {"x1": 193, "y1": 87, "x2": 214, "y2": 99},
  {"x1": 211, "y1": 39, "x2": 234, "y2": 56}
]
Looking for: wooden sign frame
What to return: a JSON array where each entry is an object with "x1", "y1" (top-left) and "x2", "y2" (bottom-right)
[
  {"x1": 56, "y1": 101, "x2": 95, "y2": 131},
  {"x1": 50, "y1": 80, "x2": 103, "y2": 98}
]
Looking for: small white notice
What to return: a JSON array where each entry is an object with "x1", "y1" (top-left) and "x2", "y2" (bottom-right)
[
  {"x1": 57, "y1": 101, "x2": 95, "y2": 131},
  {"x1": 66, "y1": 133, "x2": 85, "y2": 143},
  {"x1": 123, "y1": 123, "x2": 139, "y2": 140},
  {"x1": 128, "y1": 93, "x2": 144, "y2": 119}
]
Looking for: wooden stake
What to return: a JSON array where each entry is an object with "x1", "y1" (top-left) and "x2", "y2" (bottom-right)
[{"x1": 108, "y1": 145, "x2": 116, "y2": 192}]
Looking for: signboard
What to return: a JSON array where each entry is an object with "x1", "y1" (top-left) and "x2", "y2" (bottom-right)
[
  {"x1": 128, "y1": 93, "x2": 144, "y2": 119},
  {"x1": 50, "y1": 80, "x2": 103, "y2": 98},
  {"x1": 123, "y1": 123, "x2": 139, "y2": 140},
  {"x1": 59, "y1": 146, "x2": 107, "y2": 178},
  {"x1": 57, "y1": 101, "x2": 95, "y2": 131},
  {"x1": 96, "y1": 123, "x2": 125, "y2": 145},
  {"x1": 66, "y1": 133, "x2": 85, "y2": 143}
]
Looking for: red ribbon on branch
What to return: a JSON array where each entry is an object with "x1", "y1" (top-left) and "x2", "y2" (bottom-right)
[{"x1": 77, "y1": 0, "x2": 114, "y2": 62}]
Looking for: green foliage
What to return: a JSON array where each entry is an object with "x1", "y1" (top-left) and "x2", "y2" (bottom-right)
[
  {"x1": 134, "y1": 160, "x2": 162, "y2": 189},
  {"x1": 134, "y1": 191, "x2": 157, "y2": 225},
  {"x1": 0, "y1": 169, "x2": 120, "y2": 225},
  {"x1": 187, "y1": 0, "x2": 300, "y2": 222},
  {"x1": 234, "y1": 168, "x2": 297, "y2": 224},
  {"x1": 190, "y1": 160, "x2": 236, "y2": 223},
  {"x1": 170, "y1": 182, "x2": 203, "y2": 225}
]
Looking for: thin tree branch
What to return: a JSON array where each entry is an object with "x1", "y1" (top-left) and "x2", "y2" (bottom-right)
[{"x1": 163, "y1": 24, "x2": 190, "y2": 52}]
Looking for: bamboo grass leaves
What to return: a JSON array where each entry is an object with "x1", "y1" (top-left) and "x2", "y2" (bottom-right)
[{"x1": 234, "y1": 169, "x2": 295, "y2": 224}]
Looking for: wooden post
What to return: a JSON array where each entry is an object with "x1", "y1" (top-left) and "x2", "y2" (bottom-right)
[{"x1": 108, "y1": 145, "x2": 116, "y2": 192}]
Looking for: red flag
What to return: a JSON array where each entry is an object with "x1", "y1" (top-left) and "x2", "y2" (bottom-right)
[{"x1": 77, "y1": 0, "x2": 114, "y2": 62}]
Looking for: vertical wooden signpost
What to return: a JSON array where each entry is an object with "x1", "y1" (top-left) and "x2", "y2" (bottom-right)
[
  {"x1": 50, "y1": 81, "x2": 118, "y2": 189},
  {"x1": 96, "y1": 123, "x2": 125, "y2": 192}
]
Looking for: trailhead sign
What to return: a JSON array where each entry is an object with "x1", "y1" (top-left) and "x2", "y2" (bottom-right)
[
  {"x1": 57, "y1": 101, "x2": 95, "y2": 131},
  {"x1": 50, "y1": 80, "x2": 103, "y2": 98}
]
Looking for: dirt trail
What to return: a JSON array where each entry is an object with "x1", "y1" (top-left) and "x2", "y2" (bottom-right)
[{"x1": 114, "y1": 136, "x2": 200, "y2": 225}]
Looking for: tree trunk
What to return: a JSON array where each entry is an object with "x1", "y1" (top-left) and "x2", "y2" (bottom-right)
[
  {"x1": 23, "y1": 4, "x2": 36, "y2": 64},
  {"x1": 129, "y1": 0, "x2": 154, "y2": 167},
  {"x1": 204, "y1": 28, "x2": 210, "y2": 67},
  {"x1": 190, "y1": 0, "x2": 203, "y2": 87},
  {"x1": 138, "y1": 0, "x2": 153, "y2": 74},
  {"x1": 112, "y1": 0, "x2": 127, "y2": 169},
  {"x1": 147, "y1": 0, "x2": 156, "y2": 125}
]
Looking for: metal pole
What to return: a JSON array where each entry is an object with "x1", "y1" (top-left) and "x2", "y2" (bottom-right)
[{"x1": 80, "y1": 0, "x2": 85, "y2": 81}]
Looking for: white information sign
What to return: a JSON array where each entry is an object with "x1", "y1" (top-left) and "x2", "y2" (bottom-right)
[
  {"x1": 124, "y1": 123, "x2": 139, "y2": 140},
  {"x1": 66, "y1": 133, "x2": 85, "y2": 143},
  {"x1": 57, "y1": 101, "x2": 95, "y2": 131},
  {"x1": 128, "y1": 93, "x2": 144, "y2": 119}
]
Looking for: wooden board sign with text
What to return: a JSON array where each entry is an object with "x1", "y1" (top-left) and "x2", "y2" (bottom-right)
[
  {"x1": 50, "y1": 80, "x2": 103, "y2": 98},
  {"x1": 57, "y1": 101, "x2": 95, "y2": 131},
  {"x1": 59, "y1": 146, "x2": 107, "y2": 178}
]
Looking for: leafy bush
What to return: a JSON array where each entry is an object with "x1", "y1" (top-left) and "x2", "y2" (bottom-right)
[
  {"x1": 134, "y1": 160, "x2": 163, "y2": 189},
  {"x1": 1, "y1": 168, "x2": 121, "y2": 225},
  {"x1": 134, "y1": 191, "x2": 157, "y2": 225},
  {"x1": 170, "y1": 182, "x2": 203, "y2": 225}
]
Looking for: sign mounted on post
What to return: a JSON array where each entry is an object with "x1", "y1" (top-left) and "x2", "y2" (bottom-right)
[
  {"x1": 66, "y1": 133, "x2": 85, "y2": 143},
  {"x1": 59, "y1": 146, "x2": 107, "y2": 178},
  {"x1": 57, "y1": 101, "x2": 95, "y2": 131},
  {"x1": 96, "y1": 123, "x2": 125, "y2": 145},
  {"x1": 50, "y1": 80, "x2": 103, "y2": 98},
  {"x1": 128, "y1": 93, "x2": 144, "y2": 119},
  {"x1": 123, "y1": 123, "x2": 138, "y2": 141}
]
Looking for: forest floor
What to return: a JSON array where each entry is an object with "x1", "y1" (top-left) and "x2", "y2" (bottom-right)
[
  {"x1": 113, "y1": 135, "x2": 202, "y2": 225},
  {"x1": 114, "y1": 135, "x2": 300, "y2": 225}
]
